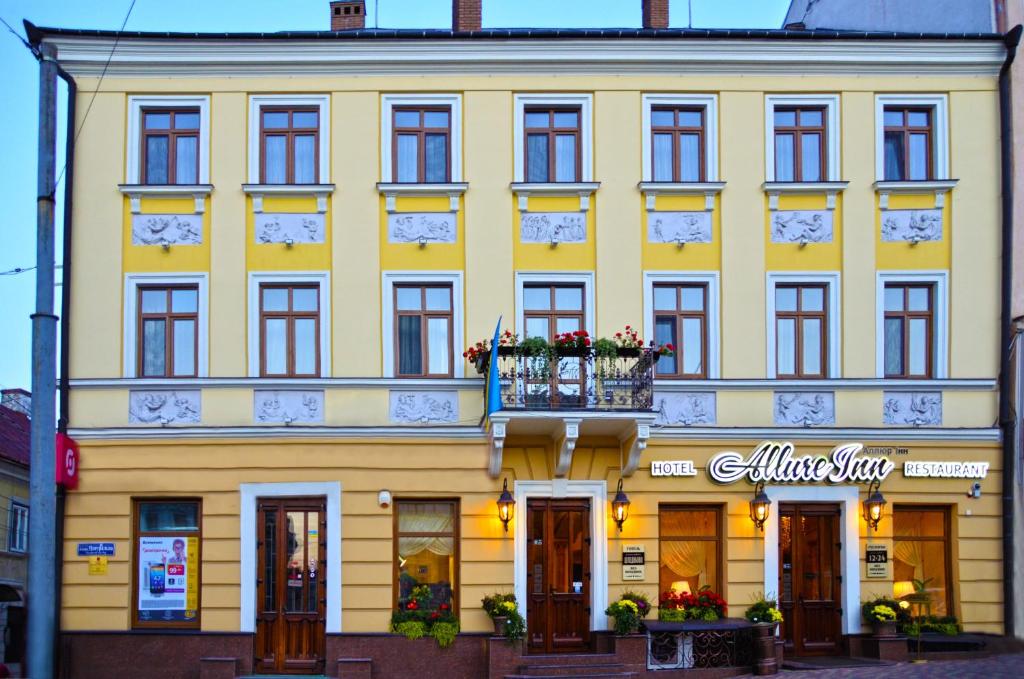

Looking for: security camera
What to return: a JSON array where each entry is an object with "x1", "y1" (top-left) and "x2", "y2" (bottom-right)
[
  {"x1": 969, "y1": 482, "x2": 981, "y2": 499},
  {"x1": 378, "y1": 490, "x2": 392, "y2": 508}
]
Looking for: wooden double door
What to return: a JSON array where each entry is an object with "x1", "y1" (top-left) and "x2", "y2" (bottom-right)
[
  {"x1": 255, "y1": 497, "x2": 327, "y2": 674},
  {"x1": 778, "y1": 503, "x2": 842, "y2": 656},
  {"x1": 526, "y1": 498, "x2": 592, "y2": 654}
]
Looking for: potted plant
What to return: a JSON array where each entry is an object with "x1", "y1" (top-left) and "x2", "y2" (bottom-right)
[
  {"x1": 620, "y1": 590, "x2": 651, "y2": 620},
  {"x1": 605, "y1": 598, "x2": 642, "y2": 635},
  {"x1": 553, "y1": 330, "x2": 592, "y2": 357},
  {"x1": 391, "y1": 586, "x2": 460, "y2": 648},
  {"x1": 613, "y1": 326, "x2": 643, "y2": 357},
  {"x1": 745, "y1": 593, "x2": 783, "y2": 629},
  {"x1": 658, "y1": 586, "x2": 727, "y2": 621},
  {"x1": 863, "y1": 600, "x2": 899, "y2": 637},
  {"x1": 482, "y1": 593, "x2": 525, "y2": 642}
]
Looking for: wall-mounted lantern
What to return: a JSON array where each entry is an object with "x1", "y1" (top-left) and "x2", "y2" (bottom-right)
[
  {"x1": 863, "y1": 479, "x2": 886, "y2": 531},
  {"x1": 496, "y1": 478, "x2": 515, "y2": 533},
  {"x1": 749, "y1": 481, "x2": 771, "y2": 532},
  {"x1": 611, "y1": 479, "x2": 631, "y2": 532}
]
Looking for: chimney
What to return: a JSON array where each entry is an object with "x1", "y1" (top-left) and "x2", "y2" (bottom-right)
[
  {"x1": 330, "y1": 1, "x2": 366, "y2": 31},
  {"x1": 1, "y1": 389, "x2": 31, "y2": 418},
  {"x1": 641, "y1": 0, "x2": 669, "y2": 29},
  {"x1": 453, "y1": 0, "x2": 482, "y2": 32}
]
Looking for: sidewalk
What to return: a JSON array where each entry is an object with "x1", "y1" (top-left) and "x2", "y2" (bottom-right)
[{"x1": 752, "y1": 652, "x2": 1024, "y2": 678}]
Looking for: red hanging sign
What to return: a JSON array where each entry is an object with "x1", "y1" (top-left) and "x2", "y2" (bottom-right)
[{"x1": 56, "y1": 433, "x2": 80, "y2": 490}]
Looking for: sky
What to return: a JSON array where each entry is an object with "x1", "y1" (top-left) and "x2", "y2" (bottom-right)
[{"x1": 0, "y1": 0, "x2": 791, "y2": 391}]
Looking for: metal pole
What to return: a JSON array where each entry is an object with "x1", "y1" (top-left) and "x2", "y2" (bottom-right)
[{"x1": 28, "y1": 40, "x2": 59, "y2": 679}]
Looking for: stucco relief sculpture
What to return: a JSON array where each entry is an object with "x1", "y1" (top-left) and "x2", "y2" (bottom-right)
[
  {"x1": 883, "y1": 392, "x2": 942, "y2": 426},
  {"x1": 520, "y1": 212, "x2": 586, "y2": 243},
  {"x1": 389, "y1": 391, "x2": 458, "y2": 424},
  {"x1": 771, "y1": 210, "x2": 832, "y2": 243},
  {"x1": 254, "y1": 390, "x2": 324, "y2": 424},
  {"x1": 654, "y1": 393, "x2": 716, "y2": 426},
  {"x1": 774, "y1": 392, "x2": 835, "y2": 426},
  {"x1": 131, "y1": 214, "x2": 202, "y2": 246},
  {"x1": 648, "y1": 212, "x2": 712, "y2": 244},
  {"x1": 255, "y1": 214, "x2": 325, "y2": 244},
  {"x1": 388, "y1": 213, "x2": 457, "y2": 243},
  {"x1": 129, "y1": 391, "x2": 201, "y2": 425},
  {"x1": 881, "y1": 209, "x2": 943, "y2": 242}
]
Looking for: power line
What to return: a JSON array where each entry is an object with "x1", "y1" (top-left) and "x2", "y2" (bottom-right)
[
  {"x1": 0, "y1": 266, "x2": 37, "y2": 277},
  {"x1": 0, "y1": 15, "x2": 32, "y2": 53}
]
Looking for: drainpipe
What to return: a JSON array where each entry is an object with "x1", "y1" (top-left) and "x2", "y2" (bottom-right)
[{"x1": 999, "y1": 23, "x2": 1022, "y2": 640}]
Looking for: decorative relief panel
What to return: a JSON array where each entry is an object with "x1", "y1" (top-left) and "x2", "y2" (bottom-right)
[
  {"x1": 255, "y1": 213, "x2": 326, "y2": 244},
  {"x1": 883, "y1": 392, "x2": 942, "y2": 426},
  {"x1": 129, "y1": 390, "x2": 201, "y2": 425},
  {"x1": 648, "y1": 212, "x2": 711, "y2": 244},
  {"x1": 389, "y1": 391, "x2": 458, "y2": 424},
  {"x1": 771, "y1": 210, "x2": 832, "y2": 243},
  {"x1": 881, "y1": 209, "x2": 943, "y2": 242},
  {"x1": 774, "y1": 392, "x2": 835, "y2": 426},
  {"x1": 254, "y1": 390, "x2": 324, "y2": 424},
  {"x1": 654, "y1": 392, "x2": 716, "y2": 426},
  {"x1": 520, "y1": 212, "x2": 586, "y2": 243},
  {"x1": 388, "y1": 213, "x2": 457, "y2": 244},
  {"x1": 131, "y1": 214, "x2": 202, "y2": 246}
]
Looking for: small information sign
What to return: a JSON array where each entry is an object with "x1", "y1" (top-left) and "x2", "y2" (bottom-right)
[
  {"x1": 622, "y1": 545, "x2": 646, "y2": 581},
  {"x1": 88, "y1": 556, "x2": 108, "y2": 576},
  {"x1": 866, "y1": 544, "x2": 889, "y2": 579},
  {"x1": 77, "y1": 543, "x2": 115, "y2": 557}
]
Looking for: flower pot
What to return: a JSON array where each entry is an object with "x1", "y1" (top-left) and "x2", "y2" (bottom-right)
[
  {"x1": 474, "y1": 350, "x2": 490, "y2": 375},
  {"x1": 497, "y1": 346, "x2": 516, "y2": 357},
  {"x1": 753, "y1": 622, "x2": 778, "y2": 675},
  {"x1": 491, "y1": 615, "x2": 508, "y2": 636},
  {"x1": 555, "y1": 347, "x2": 589, "y2": 358},
  {"x1": 871, "y1": 620, "x2": 898, "y2": 638},
  {"x1": 615, "y1": 347, "x2": 641, "y2": 358}
]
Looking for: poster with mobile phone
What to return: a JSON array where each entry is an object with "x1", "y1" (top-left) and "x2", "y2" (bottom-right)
[{"x1": 138, "y1": 535, "x2": 199, "y2": 622}]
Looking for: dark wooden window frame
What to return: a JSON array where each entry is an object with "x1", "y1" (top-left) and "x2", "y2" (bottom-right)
[
  {"x1": 393, "y1": 284, "x2": 455, "y2": 378},
  {"x1": 524, "y1": 106, "x2": 582, "y2": 183},
  {"x1": 523, "y1": 284, "x2": 586, "y2": 341},
  {"x1": 892, "y1": 504, "x2": 954, "y2": 616},
  {"x1": 140, "y1": 107, "x2": 200, "y2": 185},
  {"x1": 391, "y1": 106, "x2": 452, "y2": 183},
  {"x1": 131, "y1": 497, "x2": 202, "y2": 630},
  {"x1": 653, "y1": 283, "x2": 708, "y2": 379},
  {"x1": 775, "y1": 283, "x2": 828, "y2": 379},
  {"x1": 259, "y1": 106, "x2": 321, "y2": 185},
  {"x1": 259, "y1": 283, "x2": 321, "y2": 378},
  {"x1": 7, "y1": 501, "x2": 27, "y2": 553},
  {"x1": 884, "y1": 283, "x2": 934, "y2": 379},
  {"x1": 392, "y1": 498, "x2": 460, "y2": 616},
  {"x1": 657, "y1": 504, "x2": 724, "y2": 595},
  {"x1": 883, "y1": 106, "x2": 934, "y2": 181},
  {"x1": 137, "y1": 284, "x2": 200, "y2": 379},
  {"x1": 773, "y1": 105, "x2": 827, "y2": 182},
  {"x1": 650, "y1": 106, "x2": 706, "y2": 183}
]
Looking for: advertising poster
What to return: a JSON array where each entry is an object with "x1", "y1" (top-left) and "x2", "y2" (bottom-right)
[{"x1": 138, "y1": 535, "x2": 199, "y2": 622}]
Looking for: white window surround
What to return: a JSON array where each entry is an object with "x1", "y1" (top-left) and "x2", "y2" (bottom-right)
[
  {"x1": 513, "y1": 480, "x2": 608, "y2": 632},
  {"x1": 380, "y1": 94, "x2": 463, "y2": 183},
  {"x1": 123, "y1": 273, "x2": 210, "y2": 378},
  {"x1": 762, "y1": 484, "x2": 861, "y2": 635},
  {"x1": 766, "y1": 272, "x2": 842, "y2": 379},
  {"x1": 7, "y1": 499, "x2": 27, "y2": 554},
  {"x1": 874, "y1": 94, "x2": 950, "y2": 182},
  {"x1": 247, "y1": 94, "x2": 331, "y2": 185},
  {"x1": 381, "y1": 271, "x2": 465, "y2": 379},
  {"x1": 239, "y1": 482, "x2": 342, "y2": 633},
  {"x1": 513, "y1": 93, "x2": 594, "y2": 183},
  {"x1": 875, "y1": 271, "x2": 949, "y2": 379},
  {"x1": 126, "y1": 95, "x2": 211, "y2": 186},
  {"x1": 515, "y1": 272, "x2": 596, "y2": 339},
  {"x1": 641, "y1": 93, "x2": 719, "y2": 183},
  {"x1": 642, "y1": 271, "x2": 721, "y2": 379},
  {"x1": 247, "y1": 271, "x2": 332, "y2": 378},
  {"x1": 764, "y1": 94, "x2": 841, "y2": 183}
]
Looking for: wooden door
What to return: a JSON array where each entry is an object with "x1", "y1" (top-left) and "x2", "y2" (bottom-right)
[
  {"x1": 779, "y1": 503, "x2": 842, "y2": 656},
  {"x1": 255, "y1": 497, "x2": 327, "y2": 674},
  {"x1": 526, "y1": 498, "x2": 591, "y2": 654}
]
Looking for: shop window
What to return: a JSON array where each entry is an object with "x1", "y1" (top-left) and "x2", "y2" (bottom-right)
[
  {"x1": 7, "y1": 502, "x2": 27, "y2": 553},
  {"x1": 658, "y1": 505, "x2": 721, "y2": 595},
  {"x1": 394, "y1": 284, "x2": 454, "y2": 378},
  {"x1": 132, "y1": 499, "x2": 201, "y2": 628},
  {"x1": 392, "y1": 107, "x2": 452, "y2": 183},
  {"x1": 394, "y1": 499, "x2": 459, "y2": 612},
  {"x1": 893, "y1": 506, "x2": 952, "y2": 616}
]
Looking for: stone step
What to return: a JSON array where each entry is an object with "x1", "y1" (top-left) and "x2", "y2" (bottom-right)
[
  {"x1": 518, "y1": 653, "x2": 619, "y2": 666},
  {"x1": 516, "y1": 663, "x2": 627, "y2": 676},
  {"x1": 504, "y1": 674, "x2": 637, "y2": 679}
]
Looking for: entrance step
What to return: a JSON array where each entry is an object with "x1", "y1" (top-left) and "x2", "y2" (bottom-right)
[
  {"x1": 519, "y1": 653, "x2": 618, "y2": 666},
  {"x1": 506, "y1": 674, "x2": 637, "y2": 679},
  {"x1": 516, "y1": 663, "x2": 627, "y2": 676},
  {"x1": 237, "y1": 676, "x2": 330, "y2": 679}
]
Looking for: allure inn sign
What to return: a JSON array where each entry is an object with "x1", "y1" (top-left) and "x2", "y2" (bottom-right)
[{"x1": 707, "y1": 442, "x2": 895, "y2": 484}]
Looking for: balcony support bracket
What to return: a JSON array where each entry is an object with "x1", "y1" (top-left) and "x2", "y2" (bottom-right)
[
  {"x1": 554, "y1": 418, "x2": 582, "y2": 478},
  {"x1": 488, "y1": 416, "x2": 509, "y2": 479},
  {"x1": 620, "y1": 423, "x2": 651, "y2": 477}
]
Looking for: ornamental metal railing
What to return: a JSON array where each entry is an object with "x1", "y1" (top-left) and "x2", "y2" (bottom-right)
[{"x1": 645, "y1": 620, "x2": 756, "y2": 671}]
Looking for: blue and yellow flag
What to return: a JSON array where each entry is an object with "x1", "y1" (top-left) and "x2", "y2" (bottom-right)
[{"x1": 486, "y1": 316, "x2": 503, "y2": 418}]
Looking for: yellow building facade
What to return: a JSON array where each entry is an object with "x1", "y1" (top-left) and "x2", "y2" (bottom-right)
[{"x1": 32, "y1": 5, "x2": 1012, "y2": 677}]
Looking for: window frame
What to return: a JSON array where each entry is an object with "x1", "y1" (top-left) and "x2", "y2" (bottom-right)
[
  {"x1": 124, "y1": 273, "x2": 209, "y2": 379},
  {"x1": 390, "y1": 106, "x2": 453, "y2": 184},
  {"x1": 382, "y1": 272, "x2": 465, "y2": 379},
  {"x1": 515, "y1": 272, "x2": 595, "y2": 341},
  {"x1": 771, "y1": 106, "x2": 827, "y2": 183},
  {"x1": 131, "y1": 497, "x2": 202, "y2": 630},
  {"x1": 392, "y1": 283, "x2": 455, "y2": 378},
  {"x1": 136, "y1": 284, "x2": 201, "y2": 379},
  {"x1": 649, "y1": 106, "x2": 706, "y2": 183},
  {"x1": 643, "y1": 272, "x2": 721, "y2": 380},
  {"x1": 882, "y1": 283, "x2": 934, "y2": 379},
  {"x1": 764, "y1": 95, "x2": 840, "y2": 183},
  {"x1": 657, "y1": 504, "x2": 724, "y2": 596},
  {"x1": 392, "y1": 498, "x2": 460, "y2": 617},
  {"x1": 774, "y1": 283, "x2": 829, "y2": 380},
  {"x1": 766, "y1": 272, "x2": 841, "y2": 379},
  {"x1": 875, "y1": 271, "x2": 948, "y2": 379},
  {"x1": 381, "y1": 94, "x2": 463, "y2": 183},
  {"x1": 522, "y1": 283, "x2": 586, "y2": 342},
  {"x1": 513, "y1": 94, "x2": 593, "y2": 183},
  {"x1": 874, "y1": 94, "x2": 949, "y2": 181},
  {"x1": 7, "y1": 500, "x2": 27, "y2": 554},
  {"x1": 139, "y1": 107, "x2": 202, "y2": 186},
  {"x1": 126, "y1": 96, "x2": 211, "y2": 186},
  {"x1": 247, "y1": 272, "x2": 331, "y2": 378},
  {"x1": 892, "y1": 504, "x2": 954, "y2": 617},
  {"x1": 258, "y1": 283, "x2": 322, "y2": 378},
  {"x1": 523, "y1": 106, "x2": 583, "y2": 183},
  {"x1": 258, "y1": 106, "x2": 321, "y2": 185},
  {"x1": 248, "y1": 95, "x2": 330, "y2": 185},
  {"x1": 642, "y1": 94, "x2": 719, "y2": 183},
  {"x1": 882, "y1": 107, "x2": 933, "y2": 181}
]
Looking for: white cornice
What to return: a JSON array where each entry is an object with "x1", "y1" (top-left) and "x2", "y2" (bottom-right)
[
  {"x1": 651, "y1": 427, "x2": 1001, "y2": 442},
  {"x1": 68, "y1": 377, "x2": 484, "y2": 389},
  {"x1": 67, "y1": 426, "x2": 487, "y2": 441},
  {"x1": 376, "y1": 182, "x2": 468, "y2": 212},
  {"x1": 47, "y1": 38, "x2": 1005, "y2": 78},
  {"x1": 653, "y1": 378, "x2": 995, "y2": 391}
]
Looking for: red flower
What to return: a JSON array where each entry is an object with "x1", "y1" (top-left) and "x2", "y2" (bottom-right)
[
  {"x1": 584, "y1": 338, "x2": 591, "y2": 346},
  {"x1": 407, "y1": 601, "x2": 418, "y2": 610},
  {"x1": 430, "y1": 612, "x2": 440, "y2": 620},
  {"x1": 440, "y1": 603, "x2": 449, "y2": 610}
]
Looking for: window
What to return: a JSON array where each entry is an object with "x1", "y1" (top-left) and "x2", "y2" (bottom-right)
[
  {"x1": 651, "y1": 107, "x2": 705, "y2": 182},
  {"x1": 525, "y1": 107, "x2": 581, "y2": 183},
  {"x1": 392, "y1": 107, "x2": 451, "y2": 183},
  {"x1": 884, "y1": 284, "x2": 934, "y2": 378},
  {"x1": 893, "y1": 506, "x2": 952, "y2": 616},
  {"x1": 659, "y1": 505, "x2": 721, "y2": 595},
  {"x1": 883, "y1": 107, "x2": 932, "y2": 181},
  {"x1": 773, "y1": 107, "x2": 825, "y2": 182},
  {"x1": 653, "y1": 283, "x2": 707, "y2": 378},
  {"x1": 394, "y1": 499, "x2": 458, "y2": 613},
  {"x1": 141, "y1": 109, "x2": 200, "y2": 185},
  {"x1": 137, "y1": 286, "x2": 199, "y2": 378},
  {"x1": 774, "y1": 284, "x2": 828, "y2": 379},
  {"x1": 259, "y1": 284, "x2": 321, "y2": 377},
  {"x1": 132, "y1": 499, "x2": 201, "y2": 628},
  {"x1": 260, "y1": 107, "x2": 319, "y2": 184},
  {"x1": 394, "y1": 284, "x2": 454, "y2": 377},
  {"x1": 523, "y1": 284, "x2": 585, "y2": 341},
  {"x1": 7, "y1": 502, "x2": 27, "y2": 553}
]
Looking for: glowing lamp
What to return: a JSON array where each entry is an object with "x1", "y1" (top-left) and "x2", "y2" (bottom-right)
[
  {"x1": 863, "y1": 480, "x2": 887, "y2": 531},
  {"x1": 670, "y1": 580, "x2": 692, "y2": 595},
  {"x1": 611, "y1": 479, "x2": 631, "y2": 532},
  {"x1": 749, "y1": 481, "x2": 771, "y2": 532},
  {"x1": 496, "y1": 478, "x2": 515, "y2": 533}
]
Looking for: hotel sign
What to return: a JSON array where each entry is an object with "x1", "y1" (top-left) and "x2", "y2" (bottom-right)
[
  {"x1": 903, "y1": 461, "x2": 989, "y2": 478},
  {"x1": 651, "y1": 460, "x2": 697, "y2": 477},
  {"x1": 622, "y1": 545, "x2": 646, "y2": 581},
  {"x1": 866, "y1": 544, "x2": 890, "y2": 579},
  {"x1": 708, "y1": 442, "x2": 895, "y2": 485}
]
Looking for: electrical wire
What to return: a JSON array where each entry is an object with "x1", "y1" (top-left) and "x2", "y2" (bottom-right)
[{"x1": 0, "y1": 265, "x2": 37, "y2": 277}]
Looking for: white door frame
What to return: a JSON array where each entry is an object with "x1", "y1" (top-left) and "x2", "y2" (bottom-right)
[{"x1": 514, "y1": 480, "x2": 608, "y2": 632}]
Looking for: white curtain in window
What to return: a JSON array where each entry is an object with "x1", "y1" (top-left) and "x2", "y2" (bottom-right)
[
  {"x1": 398, "y1": 510, "x2": 454, "y2": 556},
  {"x1": 294, "y1": 135, "x2": 316, "y2": 183},
  {"x1": 661, "y1": 540, "x2": 709, "y2": 590}
]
